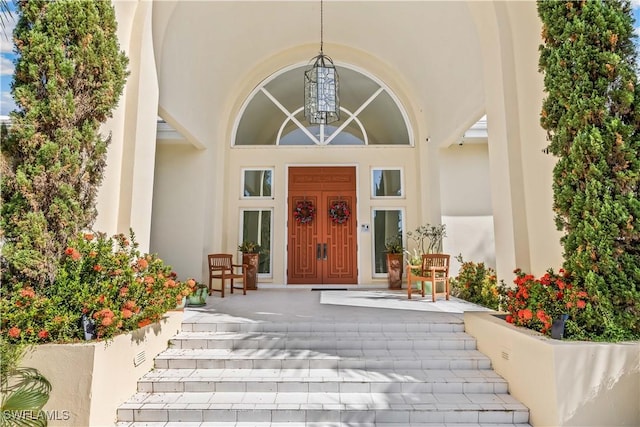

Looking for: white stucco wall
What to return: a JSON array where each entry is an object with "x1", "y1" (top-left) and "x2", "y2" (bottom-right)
[
  {"x1": 150, "y1": 143, "x2": 208, "y2": 281},
  {"x1": 20, "y1": 312, "x2": 183, "y2": 427},
  {"x1": 438, "y1": 143, "x2": 495, "y2": 274},
  {"x1": 96, "y1": 1, "x2": 159, "y2": 252},
  {"x1": 466, "y1": 312, "x2": 640, "y2": 427},
  {"x1": 439, "y1": 143, "x2": 492, "y2": 216}
]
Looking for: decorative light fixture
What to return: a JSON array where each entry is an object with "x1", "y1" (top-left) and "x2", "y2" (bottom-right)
[{"x1": 304, "y1": 0, "x2": 339, "y2": 125}]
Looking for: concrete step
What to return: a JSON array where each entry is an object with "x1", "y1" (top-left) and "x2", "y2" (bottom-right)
[
  {"x1": 137, "y1": 367, "x2": 508, "y2": 394},
  {"x1": 155, "y1": 348, "x2": 493, "y2": 370},
  {"x1": 169, "y1": 331, "x2": 477, "y2": 351},
  {"x1": 118, "y1": 423, "x2": 530, "y2": 427},
  {"x1": 117, "y1": 306, "x2": 530, "y2": 426},
  {"x1": 181, "y1": 320, "x2": 466, "y2": 333},
  {"x1": 117, "y1": 391, "x2": 529, "y2": 425},
  {"x1": 117, "y1": 423, "x2": 530, "y2": 427}
]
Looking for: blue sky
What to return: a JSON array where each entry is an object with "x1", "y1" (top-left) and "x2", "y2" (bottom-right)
[
  {"x1": 2, "y1": 2, "x2": 640, "y2": 116},
  {"x1": 0, "y1": 1, "x2": 17, "y2": 116}
]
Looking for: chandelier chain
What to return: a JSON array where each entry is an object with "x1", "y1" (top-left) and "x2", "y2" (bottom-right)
[{"x1": 320, "y1": 0, "x2": 324, "y2": 53}]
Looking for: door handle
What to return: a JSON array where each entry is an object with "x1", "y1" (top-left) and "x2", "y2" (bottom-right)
[
  {"x1": 323, "y1": 243, "x2": 328, "y2": 260},
  {"x1": 316, "y1": 243, "x2": 322, "y2": 260}
]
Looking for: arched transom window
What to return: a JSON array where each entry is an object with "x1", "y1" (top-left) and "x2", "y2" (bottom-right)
[{"x1": 234, "y1": 65, "x2": 412, "y2": 146}]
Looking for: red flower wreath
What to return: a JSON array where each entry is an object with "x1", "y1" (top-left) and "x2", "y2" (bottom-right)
[
  {"x1": 329, "y1": 201, "x2": 350, "y2": 224},
  {"x1": 293, "y1": 200, "x2": 315, "y2": 224}
]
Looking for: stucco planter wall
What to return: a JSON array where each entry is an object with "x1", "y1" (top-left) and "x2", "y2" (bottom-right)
[
  {"x1": 20, "y1": 311, "x2": 183, "y2": 426},
  {"x1": 464, "y1": 312, "x2": 640, "y2": 427}
]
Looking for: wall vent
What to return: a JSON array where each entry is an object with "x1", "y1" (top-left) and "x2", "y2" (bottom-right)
[
  {"x1": 501, "y1": 350, "x2": 510, "y2": 361},
  {"x1": 134, "y1": 350, "x2": 146, "y2": 367}
]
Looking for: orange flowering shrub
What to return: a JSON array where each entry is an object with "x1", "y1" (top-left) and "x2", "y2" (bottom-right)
[
  {"x1": 504, "y1": 268, "x2": 590, "y2": 338},
  {"x1": 1, "y1": 230, "x2": 194, "y2": 343},
  {"x1": 449, "y1": 255, "x2": 507, "y2": 310}
]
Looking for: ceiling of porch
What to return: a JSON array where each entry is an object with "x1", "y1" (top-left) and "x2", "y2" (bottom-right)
[{"x1": 151, "y1": 1, "x2": 486, "y2": 148}]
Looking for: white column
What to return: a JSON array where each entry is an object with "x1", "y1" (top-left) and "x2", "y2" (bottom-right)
[
  {"x1": 467, "y1": 1, "x2": 562, "y2": 279},
  {"x1": 96, "y1": 1, "x2": 159, "y2": 253}
]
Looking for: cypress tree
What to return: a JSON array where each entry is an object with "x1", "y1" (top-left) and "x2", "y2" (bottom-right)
[
  {"x1": 539, "y1": 0, "x2": 640, "y2": 340},
  {"x1": 0, "y1": 0, "x2": 128, "y2": 289}
]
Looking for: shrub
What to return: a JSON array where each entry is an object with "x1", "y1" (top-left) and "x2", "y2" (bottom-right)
[
  {"x1": 503, "y1": 268, "x2": 591, "y2": 339},
  {"x1": 0, "y1": 230, "x2": 194, "y2": 343},
  {"x1": 1, "y1": 0, "x2": 128, "y2": 289},
  {"x1": 538, "y1": 0, "x2": 640, "y2": 340},
  {"x1": 450, "y1": 255, "x2": 506, "y2": 311}
]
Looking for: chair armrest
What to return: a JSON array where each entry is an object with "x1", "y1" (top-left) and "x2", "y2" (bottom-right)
[{"x1": 231, "y1": 263, "x2": 247, "y2": 269}]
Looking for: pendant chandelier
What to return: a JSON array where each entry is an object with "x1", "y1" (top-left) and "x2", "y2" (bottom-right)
[{"x1": 304, "y1": 0, "x2": 340, "y2": 125}]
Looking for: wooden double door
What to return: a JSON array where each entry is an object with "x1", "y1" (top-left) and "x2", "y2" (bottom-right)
[{"x1": 287, "y1": 167, "x2": 357, "y2": 284}]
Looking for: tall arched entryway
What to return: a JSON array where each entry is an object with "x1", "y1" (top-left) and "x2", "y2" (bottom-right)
[
  {"x1": 227, "y1": 62, "x2": 417, "y2": 286},
  {"x1": 125, "y1": 1, "x2": 559, "y2": 287}
]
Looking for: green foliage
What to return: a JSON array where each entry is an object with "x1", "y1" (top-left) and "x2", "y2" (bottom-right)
[
  {"x1": 1, "y1": 231, "x2": 194, "y2": 344},
  {"x1": 384, "y1": 235, "x2": 404, "y2": 254},
  {"x1": 0, "y1": 338, "x2": 51, "y2": 427},
  {"x1": 0, "y1": 1, "x2": 12, "y2": 40},
  {"x1": 406, "y1": 223, "x2": 446, "y2": 255},
  {"x1": 1, "y1": 0, "x2": 128, "y2": 289},
  {"x1": 238, "y1": 241, "x2": 263, "y2": 254},
  {"x1": 504, "y1": 269, "x2": 591, "y2": 340},
  {"x1": 538, "y1": 0, "x2": 640, "y2": 340},
  {"x1": 450, "y1": 255, "x2": 506, "y2": 311}
]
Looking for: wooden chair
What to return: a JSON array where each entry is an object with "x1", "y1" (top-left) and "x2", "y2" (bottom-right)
[
  {"x1": 406, "y1": 253, "x2": 450, "y2": 301},
  {"x1": 207, "y1": 254, "x2": 247, "y2": 298}
]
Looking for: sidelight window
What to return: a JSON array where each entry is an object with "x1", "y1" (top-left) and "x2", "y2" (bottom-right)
[
  {"x1": 372, "y1": 209, "x2": 404, "y2": 275},
  {"x1": 240, "y1": 209, "x2": 273, "y2": 275}
]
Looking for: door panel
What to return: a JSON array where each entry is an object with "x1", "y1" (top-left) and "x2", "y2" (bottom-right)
[
  {"x1": 288, "y1": 193, "x2": 321, "y2": 283},
  {"x1": 324, "y1": 193, "x2": 357, "y2": 283},
  {"x1": 288, "y1": 167, "x2": 357, "y2": 284}
]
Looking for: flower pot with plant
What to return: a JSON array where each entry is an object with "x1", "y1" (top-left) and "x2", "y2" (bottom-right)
[
  {"x1": 384, "y1": 236, "x2": 404, "y2": 289},
  {"x1": 186, "y1": 280, "x2": 208, "y2": 307},
  {"x1": 238, "y1": 241, "x2": 262, "y2": 290}
]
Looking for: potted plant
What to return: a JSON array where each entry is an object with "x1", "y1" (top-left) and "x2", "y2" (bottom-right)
[
  {"x1": 186, "y1": 280, "x2": 208, "y2": 307},
  {"x1": 406, "y1": 223, "x2": 447, "y2": 255},
  {"x1": 405, "y1": 249, "x2": 423, "y2": 268},
  {"x1": 238, "y1": 241, "x2": 262, "y2": 290},
  {"x1": 384, "y1": 236, "x2": 404, "y2": 289}
]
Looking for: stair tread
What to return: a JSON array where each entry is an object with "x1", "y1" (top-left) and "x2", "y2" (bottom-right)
[
  {"x1": 182, "y1": 321, "x2": 465, "y2": 326},
  {"x1": 157, "y1": 348, "x2": 489, "y2": 359},
  {"x1": 141, "y1": 367, "x2": 505, "y2": 379},
  {"x1": 120, "y1": 391, "x2": 528, "y2": 410},
  {"x1": 117, "y1": 423, "x2": 531, "y2": 427},
  {"x1": 172, "y1": 331, "x2": 473, "y2": 339}
]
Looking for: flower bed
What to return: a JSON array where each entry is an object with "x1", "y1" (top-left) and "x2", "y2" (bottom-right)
[
  {"x1": 1, "y1": 231, "x2": 194, "y2": 343},
  {"x1": 464, "y1": 311, "x2": 640, "y2": 427},
  {"x1": 19, "y1": 311, "x2": 182, "y2": 426}
]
